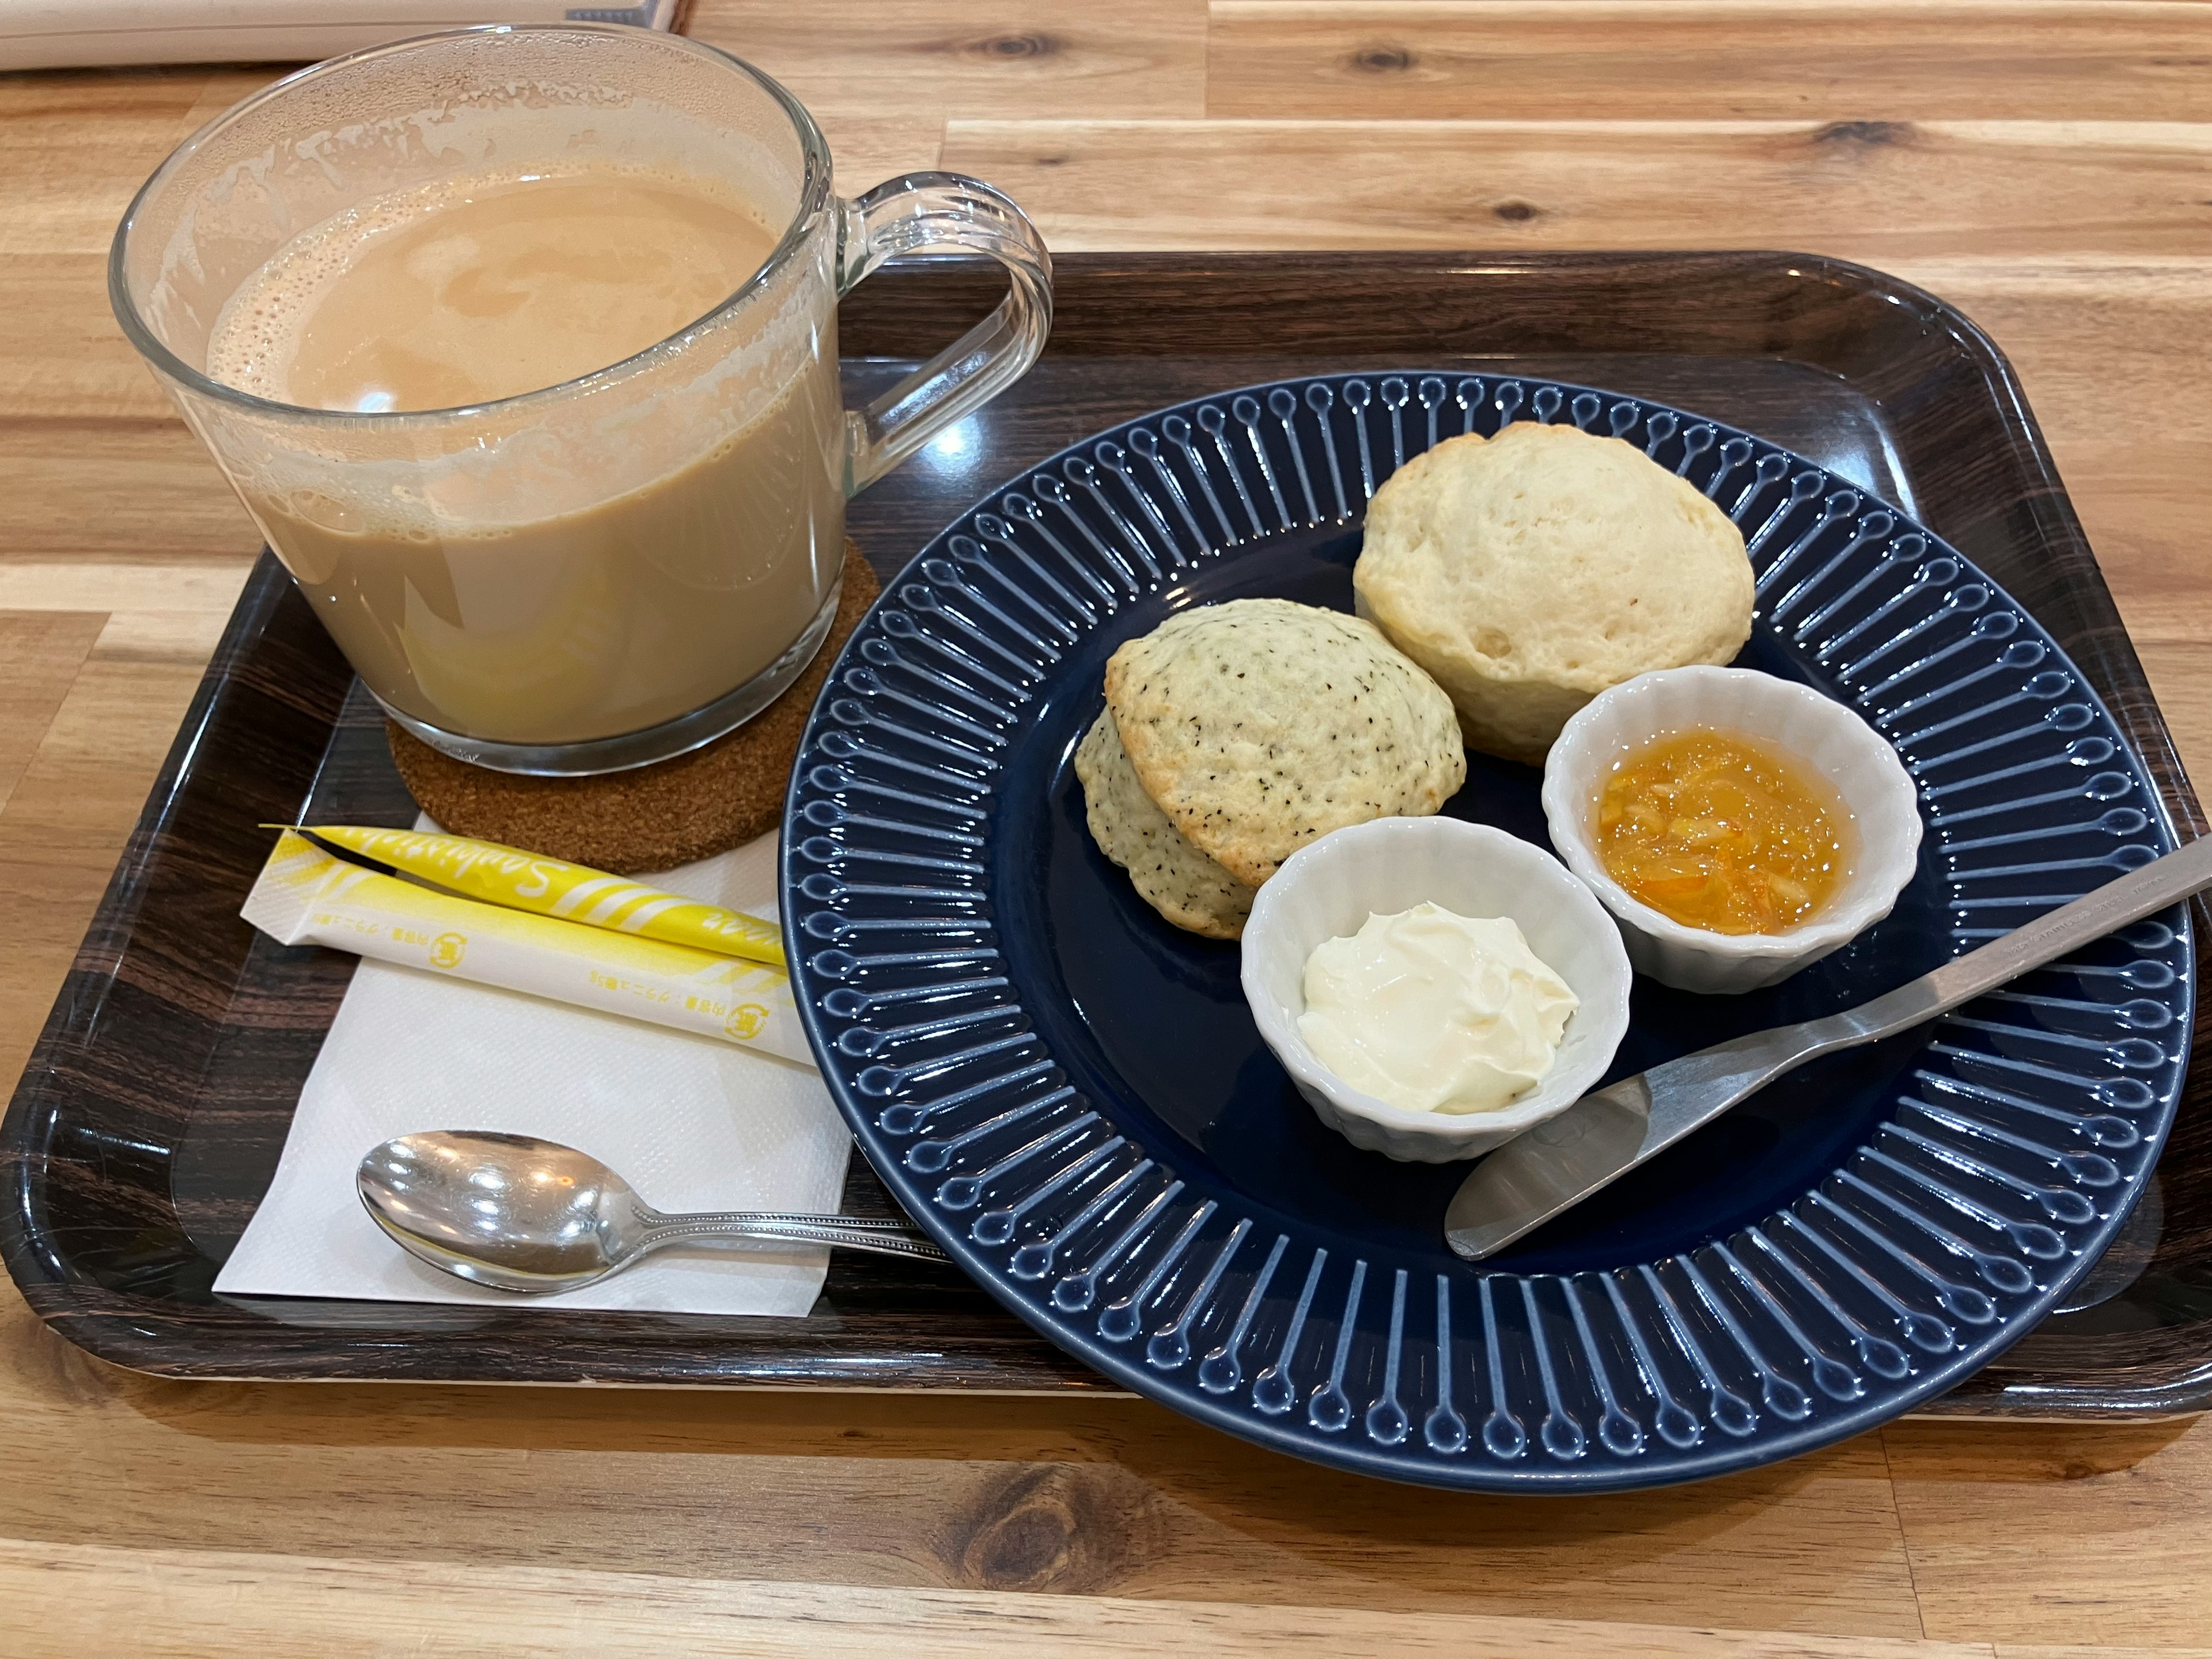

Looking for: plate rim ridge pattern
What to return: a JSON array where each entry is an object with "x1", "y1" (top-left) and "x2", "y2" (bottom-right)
[{"x1": 783, "y1": 370, "x2": 2192, "y2": 1492}]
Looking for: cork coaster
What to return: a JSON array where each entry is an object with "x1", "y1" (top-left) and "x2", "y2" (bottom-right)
[{"x1": 388, "y1": 549, "x2": 881, "y2": 874}]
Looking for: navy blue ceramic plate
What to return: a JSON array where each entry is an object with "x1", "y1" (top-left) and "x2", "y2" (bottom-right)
[{"x1": 782, "y1": 373, "x2": 2192, "y2": 1491}]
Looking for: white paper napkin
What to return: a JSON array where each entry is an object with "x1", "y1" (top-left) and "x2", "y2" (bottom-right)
[{"x1": 215, "y1": 831, "x2": 855, "y2": 1317}]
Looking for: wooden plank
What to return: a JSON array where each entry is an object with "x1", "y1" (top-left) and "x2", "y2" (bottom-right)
[
  {"x1": 0, "y1": 556, "x2": 253, "y2": 615},
  {"x1": 0, "y1": 1323, "x2": 1926, "y2": 1637},
  {"x1": 0, "y1": 424, "x2": 259, "y2": 559},
  {"x1": 1, "y1": 253, "x2": 176, "y2": 419},
  {"x1": 1884, "y1": 1416, "x2": 2212, "y2": 1649},
  {"x1": 684, "y1": 1, "x2": 1208, "y2": 122},
  {"x1": 937, "y1": 119, "x2": 2212, "y2": 257},
  {"x1": 0, "y1": 612, "x2": 104, "y2": 817},
  {"x1": 0, "y1": 67, "x2": 214, "y2": 256},
  {"x1": 822, "y1": 118, "x2": 949, "y2": 194},
  {"x1": 1206, "y1": 2, "x2": 2212, "y2": 123},
  {"x1": 0, "y1": 1539, "x2": 2010, "y2": 1659}
]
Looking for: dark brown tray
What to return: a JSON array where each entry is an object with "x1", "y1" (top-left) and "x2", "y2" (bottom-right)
[{"x1": 6, "y1": 252, "x2": 2208, "y2": 1415}]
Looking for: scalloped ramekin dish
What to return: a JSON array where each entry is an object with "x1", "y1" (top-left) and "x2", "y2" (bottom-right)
[
  {"x1": 1239, "y1": 817, "x2": 1633, "y2": 1164},
  {"x1": 1541, "y1": 665, "x2": 1924, "y2": 995}
]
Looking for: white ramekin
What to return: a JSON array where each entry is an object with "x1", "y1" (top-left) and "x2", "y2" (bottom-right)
[
  {"x1": 1540, "y1": 665, "x2": 1923, "y2": 995},
  {"x1": 1239, "y1": 817, "x2": 1633, "y2": 1163}
]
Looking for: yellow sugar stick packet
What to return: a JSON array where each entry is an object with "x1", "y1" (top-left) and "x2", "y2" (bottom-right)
[
  {"x1": 244, "y1": 832, "x2": 810, "y2": 1065},
  {"x1": 293, "y1": 824, "x2": 785, "y2": 969}
]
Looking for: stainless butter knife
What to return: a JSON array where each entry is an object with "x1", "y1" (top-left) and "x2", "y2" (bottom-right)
[{"x1": 1445, "y1": 829, "x2": 2212, "y2": 1262}]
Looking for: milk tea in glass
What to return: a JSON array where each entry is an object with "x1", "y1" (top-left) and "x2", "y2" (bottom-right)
[{"x1": 112, "y1": 25, "x2": 1051, "y2": 773}]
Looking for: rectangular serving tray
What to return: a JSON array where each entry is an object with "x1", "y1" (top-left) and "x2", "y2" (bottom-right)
[{"x1": 6, "y1": 251, "x2": 2209, "y2": 1415}]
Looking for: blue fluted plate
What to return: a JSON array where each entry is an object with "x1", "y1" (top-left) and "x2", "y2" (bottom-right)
[{"x1": 782, "y1": 373, "x2": 2191, "y2": 1490}]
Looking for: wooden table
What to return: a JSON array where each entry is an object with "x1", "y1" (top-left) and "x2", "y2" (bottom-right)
[{"x1": 6, "y1": 5, "x2": 2212, "y2": 1653}]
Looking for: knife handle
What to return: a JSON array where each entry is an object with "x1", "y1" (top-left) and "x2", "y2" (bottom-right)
[
  {"x1": 1835, "y1": 829, "x2": 2212, "y2": 1044},
  {"x1": 1642, "y1": 829, "x2": 2212, "y2": 1150},
  {"x1": 1449, "y1": 831, "x2": 2212, "y2": 1262}
]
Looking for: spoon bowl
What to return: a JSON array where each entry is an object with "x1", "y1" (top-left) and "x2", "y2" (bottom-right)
[
  {"x1": 357, "y1": 1130, "x2": 949, "y2": 1293},
  {"x1": 358, "y1": 1131, "x2": 649, "y2": 1290}
]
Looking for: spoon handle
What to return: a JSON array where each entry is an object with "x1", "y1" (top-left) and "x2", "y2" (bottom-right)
[
  {"x1": 638, "y1": 1213, "x2": 950, "y2": 1262},
  {"x1": 665, "y1": 1210, "x2": 923, "y2": 1230}
]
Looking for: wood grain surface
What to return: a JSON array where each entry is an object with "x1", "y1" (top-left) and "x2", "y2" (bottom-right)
[{"x1": 5, "y1": 4, "x2": 2212, "y2": 1653}]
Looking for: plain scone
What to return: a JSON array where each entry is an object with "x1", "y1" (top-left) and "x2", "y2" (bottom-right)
[
  {"x1": 1102, "y1": 597, "x2": 1466, "y2": 889},
  {"x1": 1354, "y1": 422, "x2": 1755, "y2": 765},
  {"x1": 1074, "y1": 709, "x2": 1257, "y2": 940}
]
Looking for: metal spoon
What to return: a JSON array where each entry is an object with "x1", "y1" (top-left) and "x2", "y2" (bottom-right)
[{"x1": 357, "y1": 1130, "x2": 949, "y2": 1292}]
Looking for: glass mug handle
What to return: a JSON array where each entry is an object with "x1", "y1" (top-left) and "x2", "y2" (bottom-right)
[{"x1": 834, "y1": 172, "x2": 1053, "y2": 494}]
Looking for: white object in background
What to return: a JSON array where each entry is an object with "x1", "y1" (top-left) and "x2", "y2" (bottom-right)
[
  {"x1": 215, "y1": 830, "x2": 855, "y2": 1318},
  {"x1": 0, "y1": 0, "x2": 680, "y2": 73},
  {"x1": 1541, "y1": 665, "x2": 1925, "y2": 995},
  {"x1": 1241, "y1": 817, "x2": 1633, "y2": 1164}
]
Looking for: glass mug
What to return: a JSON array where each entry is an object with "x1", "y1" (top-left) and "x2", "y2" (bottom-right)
[{"x1": 111, "y1": 24, "x2": 1051, "y2": 774}]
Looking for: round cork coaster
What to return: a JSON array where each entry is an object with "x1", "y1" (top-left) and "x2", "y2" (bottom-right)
[{"x1": 388, "y1": 549, "x2": 881, "y2": 874}]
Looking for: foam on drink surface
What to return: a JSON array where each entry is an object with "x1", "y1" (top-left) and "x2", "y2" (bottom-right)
[
  {"x1": 194, "y1": 158, "x2": 848, "y2": 748},
  {"x1": 207, "y1": 162, "x2": 779, "y2": 413}
]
